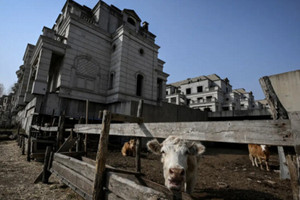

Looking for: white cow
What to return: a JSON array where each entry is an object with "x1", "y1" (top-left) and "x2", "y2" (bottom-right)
[{"x1": 147, "y1": 136, "x2": 205, "y2": 194}]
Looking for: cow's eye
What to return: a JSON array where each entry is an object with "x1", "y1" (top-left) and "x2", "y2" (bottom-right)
[{"x1": 184, "y1": 150, "x2": 189, "y2": 155}]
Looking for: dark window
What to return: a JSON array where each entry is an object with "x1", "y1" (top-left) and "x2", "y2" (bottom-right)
[
  {"x1": 197, "y1": 86, "x2": 203, "y2": 93},
  {"x1": 171, "y1": 97, "x2": 176, "y2": 103},
  {"x1": 166, "y1": 91, "x2": 169, "y2": 95},
  {"x1": 139, "y1": 48, "x2": 144, "y2": 55},
  {"x1": 187, "y1": 99, "x2": 190, "y2": 105},
  {"x1": 186, "y1": 88, "x2": 191, "y2": 94},
  {"x1": 136, "y1": 74, "x2": 143, "y2": 96},
  {"x1": 157, "y1": 79, "x2": 163, "y2": 100},
  {"x1": 109, "y1": 72, "x2": 114, "y2": 89},
  {"x1": 127, "y1": 17, "x2": 136, "y2": 26},
  {"x1": 223, "y1": 107, "x2": 229, "y2": 111},
  {"x1": 206, "y1": 96, "x2": 212, "y2": 102}
]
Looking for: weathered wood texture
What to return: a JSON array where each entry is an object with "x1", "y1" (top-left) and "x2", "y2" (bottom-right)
[
  {"x1": 53, "y1": 153, "x2": 95, "y2": 181},
  {"x1": 31, "y1": 125, "x2": 58, "y2": 132},
  {"x1": 106, "y1": 172, "x2": 168, "y2": 200},
  {"x1": 56, "y1": 136, "x2": 77, "y2": 153},
  {"x1": 51, "y1": 161, "x2": 93, "y2": 199},
  {"x1": 136, "y1": 99, "x2": 143, "y2": 173},
  {"x1": 73, "y1": 120, "x2": 292, "y2": 146},
  {"x1": 93, "y1": 110, "x2": 111, "y2": 200},
  {"x1": 287, "y1": 155, "x2": 300, "y2": 200},
  {"x1": 42, "y1": 146, "x2": 52, "y2": 183},
  {"x1": 259, "y1": 76, "x2": 289, "y2": 119}
]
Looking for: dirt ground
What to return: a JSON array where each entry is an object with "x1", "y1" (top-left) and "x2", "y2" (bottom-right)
[
  {"x1": 106, "y1": 142, "x2": 293, "y2": 200},
  {"x1": 0, "y1": 140, "x2": 82, "y2": 200},
  {"x1": 0, "y1": 139, "x2": 293, "y2": 200}
]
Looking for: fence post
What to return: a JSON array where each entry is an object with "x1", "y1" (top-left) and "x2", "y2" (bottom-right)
[
  {"x1": 57, "y1": 111, "x2": 65, "y2": 150},
  {"x1": 27, "y1": 130, "x2": 32, "y2": 162},
  {"x1": 84, "y1": 100, "x2": 89, "y2": 156},
  {"x1": 42, "y1": 146, "x2": 52, "y2": 183},
  {"x1": 136, "y1": 99, "x2": 143, "y2": 173},
  {"x1": 93, "y1": 110, "x2": 111, "y2": 200}
]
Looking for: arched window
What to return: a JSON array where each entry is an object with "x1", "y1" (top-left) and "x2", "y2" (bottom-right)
[
  {"x1": 127, "y1": 17, "x2": 136, "y2": 26},
  {"x1": 136, "y1": 74, "x2": 143, "y2": 96}
]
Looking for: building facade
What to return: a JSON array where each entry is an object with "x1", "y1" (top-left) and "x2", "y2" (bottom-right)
[
  {"x1": 166, "y1": 74, "x2": 257, "y2": 112},
  {"x1": 13, "y1": 0, "x2": 168, "y2": 123}
]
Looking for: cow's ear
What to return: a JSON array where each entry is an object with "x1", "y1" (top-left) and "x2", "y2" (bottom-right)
[
  {"x1": 189, "y1": 142, "x2": 205, "y2": 156},
  {"x1": 147, "y1": 139, "x2": 162, "y2": 155}
]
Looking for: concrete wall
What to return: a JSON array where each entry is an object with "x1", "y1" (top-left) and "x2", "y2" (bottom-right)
[
  {"x1": 208, "y1": 109, "x2": 271, "y2": 120},
  {"x1": 268, "y1": 70, "x2": 300, "y2": 112},
  {"x1": 130, "y1": 101, "x2": 208, "y2": 122}
]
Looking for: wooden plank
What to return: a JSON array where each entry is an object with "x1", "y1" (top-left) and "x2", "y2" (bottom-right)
[
  {"x1": 27, "y1": 131, "x2": 32, "y2": 162},
  {"x1": 57, "y1": 112, "x2": 66, "y2": 148},
  {"x1": 31, "y1": 125, "x2": 58, "y2": 132},
  {"x1": 93, "y1": 110, "x2": 111, "y2": 200},
  {"x1": 106, "y1": 172, "x2": 168, "y2": 200},
  {"x1": 259, "y1": 76, "x2": 289, "y2": 119},
  {"x1": 105, "y1": 191, "x2": 124, "y2": 200},
  {"x1": 287, "y1": 155, "x2": 299, "y2": 200},
  {"x1": 289, "y1": 112, "x2": 300, "y2": 200},
  {"x1": 60, "y1": 151, "x2": 86, "y2": 158},
  {"x1": 73, "y1": 120, "x2": 293, "y2": 146},
  {"x1": 81, "y1": 157, "x2": 142, "y2": 176},
  {"x1": 54, "y1": 153, "x2": 95, "y2": 181},
  {"x1": 136, "y1": 99, "x2": 143, "y2": 173},
  {"x1": 277, "y1": 146, "x2": 290, "y2": 179},
  {"x1": 42, "y1": 146, "x2": 52, "y2": 183},
  {"x1": 111, "y1": 113, "x2": 143, "y2": 123},
  {"x1": 137, "y1": 177, "x2": 193, "y2": 200},
  {"x1": 85, "y1": 100, "x2": 89, "y2": 156},
  {"x1": 51, "y1": 161, "x2": 93, "y2": 197},
  {"x1": 56, "y1": 136, "x2": 77, "y2": 153}
]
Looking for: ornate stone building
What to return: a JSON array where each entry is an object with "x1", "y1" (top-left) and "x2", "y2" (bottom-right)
[{"x1": 13, "y1": 0, "x2": 168, "y2": 126}]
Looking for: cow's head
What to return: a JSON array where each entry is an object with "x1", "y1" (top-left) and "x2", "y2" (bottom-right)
[
  {"x1": 129, "y1": 139, "x2": 136, "y2": 149},
  {"x1": 147, "y1": 136, "x2": 205, "y2": 191}
]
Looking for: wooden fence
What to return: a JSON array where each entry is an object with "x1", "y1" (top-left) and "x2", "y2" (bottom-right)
[{"x1": 34, "y1": 71, "x2": 300, "y2": 200}]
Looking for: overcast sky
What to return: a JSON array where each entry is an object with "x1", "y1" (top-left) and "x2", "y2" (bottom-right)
[{"x1": 0, "y1": 0, "x2": 299, "y2": 99}]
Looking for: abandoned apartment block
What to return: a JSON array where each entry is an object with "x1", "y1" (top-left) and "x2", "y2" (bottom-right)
[{"x1": 166, "y1": 74, "x2": 263, "y2": 112}]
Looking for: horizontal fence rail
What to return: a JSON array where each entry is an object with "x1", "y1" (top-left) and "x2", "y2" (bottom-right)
[{"x1": 72, "y1": 119, "x2": 293, "y2": 146}]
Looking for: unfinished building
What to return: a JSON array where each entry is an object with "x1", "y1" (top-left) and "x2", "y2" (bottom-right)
[
  {"x1": 13, "y1": 0, "x2": 170, "y2": 130},
  {"x1": 166, "y1": 74, "x2": 257, "y2": 112}
]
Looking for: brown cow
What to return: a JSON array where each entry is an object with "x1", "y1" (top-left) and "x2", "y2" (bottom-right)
[
  {"x1": 248, "y1": 144, "x2": 270, "y2": 171},
  {"x1": 121, "y1": 139, "x2": 136, "y2": 156}
]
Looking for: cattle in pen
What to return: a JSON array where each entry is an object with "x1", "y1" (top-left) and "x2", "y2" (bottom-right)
[
  {"x1": 121, "y1": 139, "x2": 136, "y2": 156},
  {"x1": 248, "y1": 144, "x2": 270, "y2": 171},
  {"x1": 147, "y1": 136, "x2": 205, "y2": 194}
]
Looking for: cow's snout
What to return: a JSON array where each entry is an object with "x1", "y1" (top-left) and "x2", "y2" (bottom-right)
[{"x1": 169, "y1": 168, "x2": 185, "y2": 177}]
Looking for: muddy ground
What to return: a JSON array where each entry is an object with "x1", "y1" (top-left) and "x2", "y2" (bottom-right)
[{"x1": 0, "y1": 139, "x2": 293, "y2": 200}]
